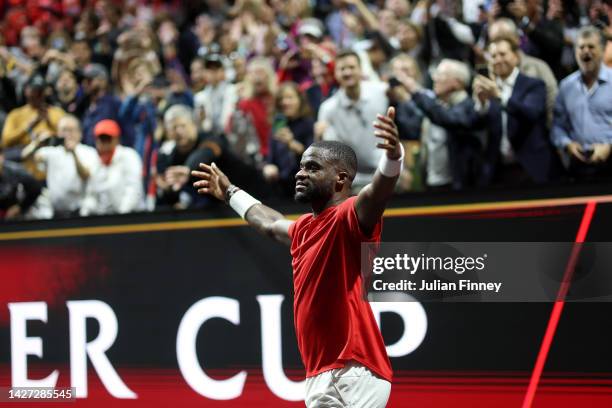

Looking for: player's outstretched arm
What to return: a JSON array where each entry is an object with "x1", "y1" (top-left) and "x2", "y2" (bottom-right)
[
  {"x1": 192, "y1": 163, "x2": 293, "y2": 245},
  {"x1": 355, "y1": 107, "x2": 403, "y2": 235}
]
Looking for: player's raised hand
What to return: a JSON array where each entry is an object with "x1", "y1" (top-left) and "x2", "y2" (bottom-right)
[
  {"x1": 373, "y1": 107, "x2": 401, "y2": 160},
  {"x1": 191, "y1": 162, "x2": 231, "y2": 201}
]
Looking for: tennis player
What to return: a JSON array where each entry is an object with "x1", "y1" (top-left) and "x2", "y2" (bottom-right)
[{"x1": 192, "y1": 107, "x2": 403, "y2": 407}]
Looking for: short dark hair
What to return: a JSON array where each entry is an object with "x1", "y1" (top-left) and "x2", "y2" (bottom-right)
[
  {"x1": 335, "y1": 50, "x2": 361, "y2": 66},
  {"x1": 310, "y1": 141, "x2": 357, "y2": 181}
]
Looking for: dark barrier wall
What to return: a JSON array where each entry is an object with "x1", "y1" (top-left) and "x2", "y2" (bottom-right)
[{"x1": 1, "y1": 195, "x2": 612, "y2": 407}]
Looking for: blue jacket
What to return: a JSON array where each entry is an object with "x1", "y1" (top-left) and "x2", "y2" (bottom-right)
[
  {"x1": 482, "y1": 73, "x2": 561, "y2": 184},
  {"x1": 82, "y1": 94, "x2": 125, "y2": 146}
]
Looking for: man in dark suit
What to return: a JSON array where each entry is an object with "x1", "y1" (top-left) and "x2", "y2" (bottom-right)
[
  {"x1": 473, "y1": 38, "x2": 560, "y2": 185},
  {"x1": 398, "y1": 59, "x2": 485, "y2": 190}
]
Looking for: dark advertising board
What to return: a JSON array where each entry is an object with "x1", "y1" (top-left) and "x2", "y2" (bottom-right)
[{"x1": 1, "y1": 196, "x2": 612, "y2": 407}]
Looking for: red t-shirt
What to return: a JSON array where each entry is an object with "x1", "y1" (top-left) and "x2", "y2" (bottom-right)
[{"x1": 288, "y1": 196, "x2": 393, "y2": 382}]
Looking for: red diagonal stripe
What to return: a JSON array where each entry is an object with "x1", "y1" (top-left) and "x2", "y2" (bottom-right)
[{"x1": 522, "y1": 201, "x2": 597, "y2": 408}]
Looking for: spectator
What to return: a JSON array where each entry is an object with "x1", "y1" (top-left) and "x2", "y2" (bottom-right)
[
  {"x1": 120, "y1": 58, "x2": 158, "y2": 174},
  {"x1": 399, "y1": 59, "x2": 485, "y2": 190},
  {"x1": 154, "y1": 17, "x2": 186, "y2": 84},
  {"x1": 190, "y1": 56, "x2": 208, "y2": 94},
  {"x1": 317, "y1": 50, "x2": 389, "y2": 189},
  {"x1": 0, "y1": 51, "x2": 18, "y2": 134},
  {"x1": 325, "y1": 1, "x2": 354, "y2": 49},
  {"x1": 52, "y1": 68, "x2": 87, "y2": 118},
  {"x1": 393, "y1": 19, "x2": 424, "y2": 69},
  {"x1": 163, "y1": 65, "x2": 195, "y2": 109},
  {"x1": 1, "y1": 74, "x2": 65, "y2": 179},
  {"x1": 378, "y1": 7, "x2": 400, "y2": 40},
  {"x1": 21, "y1": 115, "x2": 99, "y2": 218},
  {"x1": 80, "y1": 120, "x2": 144, "y2": 216},
  {"x1": 421, "y1": 1, "x2": 475, "y2": 70},
  {"x1": 385, "y1": 0, "x2": 412, "y2": 20},
  {"x1": 277, "y1": 18, "x2": 331, "y2": 86},
  {"x1": 0, "y1": 147, "x2": 41, "y2": 220},
  {"x1": 390, "y1": 52, "x2": 423, "y2": 85},
  {"x1": 7, "y1": 26, "x2": 46, "y2": 97},
  {"x1": 232, "y1": 55, "x2": 248, "y2": 86},
  {"x1": 338, "y1": 1, "x2": 393, "y2": 82},
  {"x1": 70, "y1": 38, "x2": 94, "y2": 70},
  {"x1": 69, "y1": 37, "x2": 113, "y2": 71},
  {"x1": 263, "y1": 82, "x2": 315, "y2": 196},
  {"x1": 473, "y1": 38, "x2": 561, "y2": 185},
  {"x1": 354, "y1": 33, "x2": 395, "y2": 82},
  {"x1": 235, "y1": 57, "x2": 277, "y2": 159},
  {"x1": 0, "y1": 0, "x2": 608, "y2": 221},
  {"x1": 604, "y1": 1, "x2": 612, "y2": 67},
  {"x1": 488, "y1": 18, "x2": 559, "y2": 128},
  {"x1": 194, "y1": 54, "x2": 238, "y2": 137},
  {"x1": 81, "y1": 63, "x2": 124, "y2": 146},
  {"x1": 156, "y1": 105, "x2": 223, "y2": 209},
  {"x1": 388, "y1": 53, "x2": 424, "y2": 141},
  {"x1": 302, "y1": 57, "x2": 338, "y2": 117},
  {"x1": 552, "y1": 26, "x2": 612, "y2": 179},
  {"x1": 39, "y1": 48, "x2": 78, "y2": 86},
  {"x1": 502, "y1": 0, "x2": 565, "y2": 79}
]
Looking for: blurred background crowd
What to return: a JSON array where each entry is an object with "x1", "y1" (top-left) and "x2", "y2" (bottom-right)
[{"x1": 0, "y1": 0, "x2": 611, "y2": 220}]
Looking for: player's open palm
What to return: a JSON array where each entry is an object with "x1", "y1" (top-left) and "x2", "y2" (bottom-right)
[
  {"x1": 373, "y1": 106, "x2": 401, "y2": 160},
  {"x1": 191, "y1": 162, "x2": 231, "y2": 201}
]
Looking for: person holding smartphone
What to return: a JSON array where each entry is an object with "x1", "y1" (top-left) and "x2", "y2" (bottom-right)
[{"x1": 551, "y1": 26, "x2": 612, "y2": 179}]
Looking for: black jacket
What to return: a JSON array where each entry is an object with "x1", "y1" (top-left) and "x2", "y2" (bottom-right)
[
  {"x1": 0, "y1": 160, "x2": 41, "y2": 215},
  {"x1": 482, "y1": 73, "x2": 562, "y2": 184}
]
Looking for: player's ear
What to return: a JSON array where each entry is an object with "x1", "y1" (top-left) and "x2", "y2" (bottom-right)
[{"x1": 336, "y1": 171, "x2": 350, "y2": 191}]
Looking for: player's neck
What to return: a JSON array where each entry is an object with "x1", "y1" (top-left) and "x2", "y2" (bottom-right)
[{"x1": 311, "y1": 194, "x2": 348, "y2": 217}]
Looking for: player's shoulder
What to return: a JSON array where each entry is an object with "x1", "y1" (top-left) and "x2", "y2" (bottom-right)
[
  {"x1": 330, "y1": 196, "x2": 359, "y2": 220},
  {"x1": 289, "y1": 212, "x2": 313, "y2": 238},
  {"x1": 294, "y1": 212, "x2": 314, "y2": 226},
  {"x1": 340, "y1": 195, "x2": 358, "y2": 209}
]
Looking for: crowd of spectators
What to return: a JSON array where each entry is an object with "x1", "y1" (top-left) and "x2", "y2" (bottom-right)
[{"x1": 0, "y1": 0, "x2": 611, "y2": 220}]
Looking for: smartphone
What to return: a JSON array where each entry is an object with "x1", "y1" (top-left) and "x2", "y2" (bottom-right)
[
  {"x1": 273, "y1": 117, "x2": 288, "y2": 133},
  {"x1": 476, "y1": 66, "x2": 489, "y2": 78},
  {"x1": 388, "y1": 77, "x2": 402, "y2": 88}
]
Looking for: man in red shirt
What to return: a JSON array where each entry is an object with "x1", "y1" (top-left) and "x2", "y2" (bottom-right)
[{"x1": 192, "y1": 107, "x2": 403, "y2": 407}]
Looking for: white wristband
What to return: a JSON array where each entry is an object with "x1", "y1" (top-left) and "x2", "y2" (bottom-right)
[
  {"x1": 378, "y1": 143, "x2": 405, "y2": 177},
  {"x1": 229, "y1": 189, "x2": 262, "y2": 219}
]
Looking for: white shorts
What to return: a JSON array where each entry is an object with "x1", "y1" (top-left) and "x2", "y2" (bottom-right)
[{"x1": 304, "y1": 361, "x2": 391, "y2": 408}]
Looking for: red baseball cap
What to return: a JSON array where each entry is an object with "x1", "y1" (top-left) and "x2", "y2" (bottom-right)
[{"x1": 94, "y1": 119, "x2": 121, "y2": 138}]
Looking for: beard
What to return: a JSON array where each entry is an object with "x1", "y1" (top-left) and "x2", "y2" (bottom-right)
[{"x1": 294, "y1": 180, "x2": 333, "y2": 204}]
